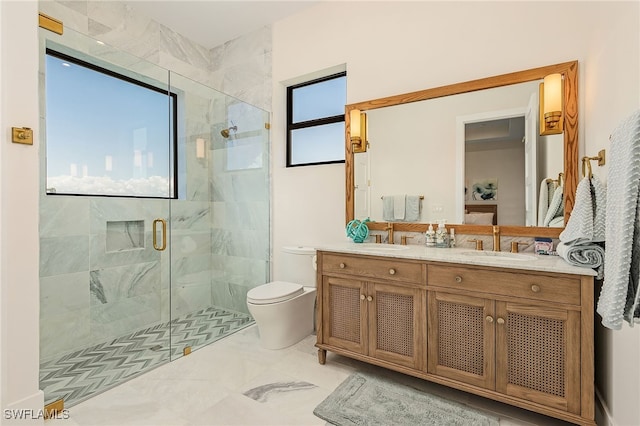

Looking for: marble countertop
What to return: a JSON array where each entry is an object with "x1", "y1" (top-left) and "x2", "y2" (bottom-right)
[{"x1": 315, "y1": 242, "x2": 597, "y2": 277}]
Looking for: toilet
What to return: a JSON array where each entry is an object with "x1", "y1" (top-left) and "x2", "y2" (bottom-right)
[{"x1": 246, "y1": 246, "x2": 317, "y2": 349}]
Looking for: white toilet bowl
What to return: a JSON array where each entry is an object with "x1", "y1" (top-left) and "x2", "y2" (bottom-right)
[
  {"x1": 246, "y1": 246, "x2": 317, "y2": 349},
  {"x1": 247, "y1": 281, "x2": 316, "y2": 349}
]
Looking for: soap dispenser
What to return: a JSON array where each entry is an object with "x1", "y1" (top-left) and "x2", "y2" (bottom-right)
[
  {"x1": 449, "y1": 228, "x2": 456, "y2": 248},
  {"x1": 435, "y1": 220, "x2": 449, "y2": 248},
  {"x1": 425, "y1": 223, "x2": 436, "y2": 247}
]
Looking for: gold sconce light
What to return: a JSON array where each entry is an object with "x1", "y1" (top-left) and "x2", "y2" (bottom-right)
[
  {"x1": 539, "y1": 73, "x2": 564, "y2": 135},
  {"x1": 350, "y1": 109, "x2": 368, "y2": 153}
]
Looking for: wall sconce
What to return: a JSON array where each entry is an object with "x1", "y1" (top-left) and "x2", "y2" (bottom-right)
[
  {"x1": 196, "y1": 138, "x2": 206, "y2": 159},
  {"x1": 350, "y1": 109, "x2": 368, "y2": 153},
  {"x1": 539, "y1": 73, "x2": 564, "y2": 135}
]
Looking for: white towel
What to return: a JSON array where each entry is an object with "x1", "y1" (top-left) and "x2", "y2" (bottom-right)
[
  {"x1": 382, "y1": 196, "x2": 394, "y2": 221},
  {"x1": 557, "y1": 242, "x2": 605, "y2": 280},
  {"x1": 597, "y1": 109, "x2": 640, "y2": 329},
  {"x1": 537, "y1": 179, "x2": 556, "y2": 226},
  {"x1": 543, "y1": 185, "x2": 563, "y2": 226},
  {"x1": 393, "y1": 195, "x2": 406, "y2": 220},
  {"x1": 560, "y1": 175, "x2": 606, "y2": 245}
]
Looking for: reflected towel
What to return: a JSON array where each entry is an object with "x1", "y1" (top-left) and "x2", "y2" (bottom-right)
[
  {"x1": 394, "y1": 195, "x2": 406, "y2": 220},
  {"x1": 404, "y1": 196, "x2": 421, "y2": 222},
  {"x1": 557, "y1": 242, "x2": 604, "y2": 279},
  {"x1": 382, "y1": 196, "x2": 394, "y2": 221},
  {"x1": 543, "y1": 185, "x2": 564, "y2": 226},
  {"x1": 537, "y1": 179, "x2": 555, "y2": 226}
]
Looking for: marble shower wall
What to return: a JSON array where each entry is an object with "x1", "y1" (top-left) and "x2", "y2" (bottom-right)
[{"x1": 39, "y1": 1, "x2": 272, "y2": 360}]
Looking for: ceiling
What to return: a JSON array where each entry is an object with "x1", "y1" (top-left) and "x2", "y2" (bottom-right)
[{"x1": 123, "y1": 1, "x2": 319, "y2": 49}]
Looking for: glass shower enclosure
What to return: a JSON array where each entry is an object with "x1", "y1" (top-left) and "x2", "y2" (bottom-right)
[{"x1": 38, "y1": 26, "x2": 270, "y2": 407}]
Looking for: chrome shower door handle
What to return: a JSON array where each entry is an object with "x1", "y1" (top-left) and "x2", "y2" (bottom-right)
[{"x1": 153, "y1": 218, "x2": 167, "y2": 251}]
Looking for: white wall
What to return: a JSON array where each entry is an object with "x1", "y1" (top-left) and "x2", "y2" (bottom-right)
[
  {"x1": 0, "y1": 0, "x2": 44, "y2": 423},
  {"x1": 272, "y1": 2, "x2": 639, "y2": 425}
]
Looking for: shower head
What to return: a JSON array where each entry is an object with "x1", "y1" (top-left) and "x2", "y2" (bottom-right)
[{"x1": 220, "y1": 125, "x2": 237, "y2": 138}]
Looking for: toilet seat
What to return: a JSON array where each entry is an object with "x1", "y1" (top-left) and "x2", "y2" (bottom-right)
[{"x1": 247, "y1": 281, "x2": 304, "y2": 305}]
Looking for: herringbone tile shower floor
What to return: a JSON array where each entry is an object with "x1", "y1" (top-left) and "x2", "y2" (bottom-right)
[{"x1": 40, "y1": 306, "x2": 254, "y2": 407}]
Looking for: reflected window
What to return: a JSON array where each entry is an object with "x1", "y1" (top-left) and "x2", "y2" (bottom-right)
[
  {"x1": 45, "y1": 49, "x2": 177, "y2": 198},
  {"x1": 286, "y1": 72, "x2": 346, "y2": 167}
]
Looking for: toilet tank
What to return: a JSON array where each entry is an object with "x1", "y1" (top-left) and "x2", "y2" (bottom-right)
[{"x1": 281, "y1": 246, "x2": 317, "y2": 287}]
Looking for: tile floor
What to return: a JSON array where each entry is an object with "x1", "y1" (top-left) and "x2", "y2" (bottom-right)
[
  {"x1": 49, "y1": 325, "x2": 577, "y2": 426},
  {"x1": 41, "y1": 306, "x2": 253, "y2": 407}
]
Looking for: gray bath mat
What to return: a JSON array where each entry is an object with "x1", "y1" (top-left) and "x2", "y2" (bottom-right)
[{"x1": 313, "y1": 371, "x2": 499, "y2": 426}]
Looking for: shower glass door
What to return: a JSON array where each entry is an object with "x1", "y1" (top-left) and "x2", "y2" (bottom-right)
[
  {"x1": 39, "y1": 26, "x2": 174, "y2": 407},
  {"x1": 39, "y1": 25, "x2": 269, "y2": 407}
]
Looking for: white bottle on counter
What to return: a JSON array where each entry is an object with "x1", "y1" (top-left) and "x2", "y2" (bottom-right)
[{"x1": 425, "y1": 223, "x2": 436, "y2": 247}]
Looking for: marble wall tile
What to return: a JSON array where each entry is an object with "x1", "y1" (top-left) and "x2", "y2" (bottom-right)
[
  {"x1": 39, "y1": 1, "x2": 89, "y2": 34},
  {"x1": 226, "y1": 282, "x2": 252, "y2": 315},
  {"x1": 90, "y1": 198, "x2": 168, "y2": 234},
  {"x1": 170, "y1": 201, "x2": 211, "y2": 230},
  {"x1": 230, "y1": 171, "x2": 269, "y2": 202},
  {"x1": 213, "y1": 255, "x2": 268, "y2": 288},
  {"x1": 211, "y1": 228, "x2": 232, "y2": 256},
  {"x1": 225, "y1": 202, "x2": 270, "y2": 232},
  {"x1": 85, "y1": 0, "x2": 128, "y2": 31},
  {"x1": 105, "y1": 220, "x2": 145, "y2": 252},
  {"x1": 210, "y1": 279, "x2": 236, "y2": 312},
  {"x1": 40, "y1": 271, "x2": 90, "y2": 318},
  {"x1": 40, "y1": 196, "x2": 90, "y2": 237},
  {"x1": 40, "y1": 235, "x2": 90, "y2": 277},
  {"x1": 227, "y1": 230, "x2": 270, "y2": 261},
  {"x1": 90, "y1": 292, "x2": 163, "y2": 343},
  {"x1": 90, "y1": 231, "x2": 160, "y2": 270},
  {"x1": 172, "y1": 253, "x2": 212, "y2": 278},
  {"x1": 210, "y1": 26, "x2": 271, "y2": 72},
  {"x1": 90, "y1": 261, "x2": 160, "y2": 305},
  {"x1": 157, "y1": 52, "x2": 218, "y2": 92},
  {"x1": 40, "y1": 307, "x2": 92, "y2": 362},
  {"x1": 159, "y1": 24, "x2": 210, "y2": 70},
  {"x1": 171, "y1": 282, "x2": 212, "y2": 318},
  {"x1": 171, "y1": 231, "x2": 212, "y2": 259}
]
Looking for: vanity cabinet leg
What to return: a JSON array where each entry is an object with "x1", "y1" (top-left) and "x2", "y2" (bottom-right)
[{"x1": 318, "y1": 349, "x2": 327, "y2": 365}]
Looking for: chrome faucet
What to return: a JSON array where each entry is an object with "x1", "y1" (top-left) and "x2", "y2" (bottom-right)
[
  {"x1": 385, "y1": 223, "x2": 394, "y2": 244},
  {"x1": 492, "y1": 225, "x2": 501, "y2": 252}
]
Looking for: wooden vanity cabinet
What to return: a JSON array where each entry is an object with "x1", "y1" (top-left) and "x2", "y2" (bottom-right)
[
  {"x1": 427, "y1": 264, "x2": 591, "y2": 423},
  {"x1": 316, "y1": 250, "x2": 595, "y2": 426},
  {"x1": 316, "y1": 252, "x2": 426, "y2": 371}
]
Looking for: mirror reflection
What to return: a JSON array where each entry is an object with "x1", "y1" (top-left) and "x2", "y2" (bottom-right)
[{"x1": 354, "y1": 80, "x2": 565, "y2": 227}]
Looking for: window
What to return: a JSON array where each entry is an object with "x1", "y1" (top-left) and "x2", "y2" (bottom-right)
[
  {"x1": 45, "y1": 49, "x2": 177, "y2": 198},
  {"x1": 286, "y1": 72, "x2": 346, "y2": 167}
]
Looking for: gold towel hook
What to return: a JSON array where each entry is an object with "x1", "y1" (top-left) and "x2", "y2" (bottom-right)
[
  {"x1": 581, "y1": 149, "x2": 606, "y2": 179},
  {"x1": 582, "y1": 157, "x2": 593, "y2": 179}
]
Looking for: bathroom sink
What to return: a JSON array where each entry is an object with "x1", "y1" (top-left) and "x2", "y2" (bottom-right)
[
  {"x1": 459, "y1": 251, "x2": 537, "y2": 261},
  {"x1": 355, "y1": 243, "x2": 410, "y2": 251}
]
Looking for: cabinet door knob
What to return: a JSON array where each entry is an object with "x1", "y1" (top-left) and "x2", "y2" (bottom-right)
[
  {"x1": 530, "y1": 284, "x2": 540, "y2": 293},
  {"x1": 360, "y1": 294, "x2": 365, "y2": 300},
  {"x1": 367, "y1": 296, "x2": 373, "y2": 302},
  {"x1": 497, "y1": 318, "x2": 505, "y2": 325},
  {"x1": 339, "y1": 263, "x2": 346, "y2": 269},
  {"x1": 455, "y1": 276, "x2": 463, "y2": 283},
  {"x1": 389, "y1": 268, "x2": 396, "y2": 275},
  {"x1": 485, "y1": 315, "x2": 494, "y2": 323}
]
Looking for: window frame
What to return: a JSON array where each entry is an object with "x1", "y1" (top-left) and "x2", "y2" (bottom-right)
[
  {"x1": 286, "y1": 71, "x2": 346, "y2": 167},
  {"x1": 44, "y1": 48, "x2": 179, "y2": 199}
]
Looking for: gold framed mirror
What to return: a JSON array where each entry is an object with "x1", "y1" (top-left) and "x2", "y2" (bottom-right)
[{"x1": 345, "y1": 61, "x2": 578, "y2": 238}]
